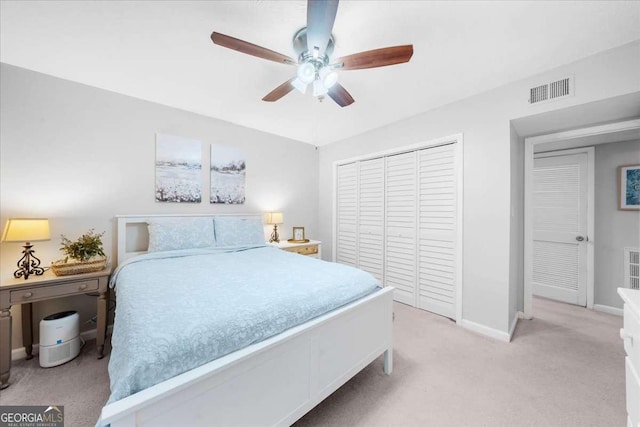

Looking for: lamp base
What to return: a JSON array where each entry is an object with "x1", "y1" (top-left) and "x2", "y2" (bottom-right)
[
  {"x1": 269, "y1": 225, "x2": 280, "y2": 243},
  {"x1": 14, "y1": 243, "x2": 45, "y2": 280}
]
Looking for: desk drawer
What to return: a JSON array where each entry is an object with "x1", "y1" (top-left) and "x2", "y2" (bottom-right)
[
  {"x1": 283, "y1": 244, "x2": 318, "y2": 256},
  {"x1": 10, "y1": 279, "x2": 99, "y2": 303}
]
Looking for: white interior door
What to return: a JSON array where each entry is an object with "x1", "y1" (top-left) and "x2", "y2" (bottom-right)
[
  {"x1": 336, "y1": 163, "x2": 358, "y2": 267},
  {"x1": 417, "y1": 144, "x2": 457, "y2": 318},
  {"x1": 385, "y1": 152, "x2": 417, "y2": 305},
  {"x1": 334, "y1": 135, "x2": 463, "y2": 321},
  {"x1": 532, "y1": 152, "x2": 588, "y2": 306},
  {"x1": 357, "y1": 158, "x2": 385, "y2": 283}
]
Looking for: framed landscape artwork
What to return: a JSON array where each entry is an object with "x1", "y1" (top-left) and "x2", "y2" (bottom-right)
[
  {"x1": 619, "y1": 164, "x2": 640, "y2": 210},
  {"x1": 210, "y1": 145, "x2": 246, "y2": 204},
  {"x1": 155, "y1": 133, "x2": 202, "y2": 203}
]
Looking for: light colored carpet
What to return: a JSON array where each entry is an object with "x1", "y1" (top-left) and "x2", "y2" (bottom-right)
[
  {"x1": 0, "y1": 297, "x2": 625, "y2": 427},
  {"x1": 0, "y1": 339, "x2": 111, "y2": 427}
]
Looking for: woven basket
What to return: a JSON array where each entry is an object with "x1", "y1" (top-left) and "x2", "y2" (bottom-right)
[{"x1": 51, "y1": 256, "x2": 107, "y2": 276}]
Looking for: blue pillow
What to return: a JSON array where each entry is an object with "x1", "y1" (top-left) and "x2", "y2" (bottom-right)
[
  {"x1": 147, "y1": 218, "x2": 215, "y2": 252},
  {"x1": 214, "y1": 217, "x2": 265, "y2": 247}
]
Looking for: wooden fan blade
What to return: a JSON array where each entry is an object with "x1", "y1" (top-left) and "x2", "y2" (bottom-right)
[
  {"x1": 328, "y1": 83, "x2": 355, "y2": 107},
  {"x1": 335, "y1": 45, "x2": 414, "y2": 71},
  {"x1": 307, "y1": 0, "x2": 339, "y2": 56},
  {"x1": 211, "y1": 32, "x2": 296, "y2": 65},
  {"x1": 262, "y1": 78, "x2": 296, "y2": 102}
]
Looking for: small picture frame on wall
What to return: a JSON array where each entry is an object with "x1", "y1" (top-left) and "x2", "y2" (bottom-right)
[
  {"x1": 289, "y1": 227, "x2": 308, "y2": 243},
  {"x1": 619, "y1": 164, "x2": 640, "y2": 210}
]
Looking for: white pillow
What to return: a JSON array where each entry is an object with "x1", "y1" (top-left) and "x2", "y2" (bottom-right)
[
  {"x1": 214, "y1": 217, "x2": 265, "y2": 247},
  {"x1": 147, "y1": 218, "x2": 215, "y2": 252}
]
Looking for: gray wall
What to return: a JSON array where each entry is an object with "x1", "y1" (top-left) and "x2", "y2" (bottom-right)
[
  {"x1": 594, "y1": 139, "x2": 640, "y2": 308},
  {"x1": 1, "y1": 64, "x2": 318, "y2": 348},
  {"x1": 318, "y1": 41, "x2": 640, "y2": 336}
]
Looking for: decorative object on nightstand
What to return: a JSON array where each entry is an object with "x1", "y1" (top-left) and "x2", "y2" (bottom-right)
[
  {"x1": 265, "y1": 212, "x2": 284, "y2": 243},
  {"x1": 2, "y1": 218, "x2": 51, "y2": 280},
  {"x1": 51, "y1": 229, "x2": 107, "y2": 276},
  {"x1": 288, "y1": 226, "x2": 308, "y2": 243}
]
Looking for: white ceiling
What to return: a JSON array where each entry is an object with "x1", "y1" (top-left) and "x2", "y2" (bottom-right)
[{"x1": 1, "y1": 1, "x2": 639, "y2": 146}]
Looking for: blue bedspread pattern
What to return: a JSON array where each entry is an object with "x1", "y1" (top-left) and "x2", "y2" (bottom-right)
[{"x1": 107, "y1": 246, "x2": 380, "y2": 404}]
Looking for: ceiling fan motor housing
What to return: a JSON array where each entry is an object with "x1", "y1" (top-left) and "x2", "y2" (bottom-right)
[{"x1": 293, "y1": 27, "x2": 335, "y2": 66}]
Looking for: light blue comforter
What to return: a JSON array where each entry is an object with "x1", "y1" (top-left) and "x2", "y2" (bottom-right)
[{"x1": 107, "y1": 246, "x2": 380, "y2": 404}]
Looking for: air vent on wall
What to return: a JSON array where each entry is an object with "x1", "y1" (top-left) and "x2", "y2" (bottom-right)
[
  {"x1": 529, "y1": 76, "x2": 573, "y2": 105},
  {"x1": 625, "y1": 247, "x2": 640, "y2": 290}
]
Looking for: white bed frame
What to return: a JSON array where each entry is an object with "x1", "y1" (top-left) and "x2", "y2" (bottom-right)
[{"x1": 100, "y1": 214, "x2": 394, "y2": 427}]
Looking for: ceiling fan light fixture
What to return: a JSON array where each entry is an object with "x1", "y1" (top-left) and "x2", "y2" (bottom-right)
[
  {"x1": 211, "y1": 1, "x2": 413, "y2": 107},
  {"x1": 319, "y1": 67, "x2": 338, "y2": 89},
  {"x1": 297, "y1": 62, "x2": 316, "y2": 84},
  {"x1": 292, "y1": 77, "x2": 308, "y2": 94},
  {"x1": 313, "y1": 79, "x2": 328, "y2": 97}
]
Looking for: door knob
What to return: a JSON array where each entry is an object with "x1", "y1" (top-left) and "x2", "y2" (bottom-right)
[{"x1": 576, "y1": 236, "x2": 585, "y2": 242}]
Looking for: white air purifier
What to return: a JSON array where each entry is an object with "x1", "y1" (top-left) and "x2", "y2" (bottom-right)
[{"x1": 39, "y1": 310, "x2": 81, "y2": 368}]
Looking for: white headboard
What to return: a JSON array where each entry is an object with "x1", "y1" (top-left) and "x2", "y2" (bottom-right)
[{"x1": 116, "y1": 213, "x2": 263, "y2": 265}]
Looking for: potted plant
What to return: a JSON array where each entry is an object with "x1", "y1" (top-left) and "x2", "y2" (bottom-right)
[{"x1": 51, "y1": 229, "x2": 107, "y2": 276}]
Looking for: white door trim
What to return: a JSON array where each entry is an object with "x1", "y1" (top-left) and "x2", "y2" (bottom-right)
[
  {"x1": 523, "y1": 119, "x2": 640, "y2": 319},
  {"x1": 332, "y1": 133, "x2": 464, "y2": 323},
  {"x1": 526, "y1": 119, "x2": 640, "y2": 145},
  {"x1": 532, "y1": 147, "x2": 594, "y2": 307}
]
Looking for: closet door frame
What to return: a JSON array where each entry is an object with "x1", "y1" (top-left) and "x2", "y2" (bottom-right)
[{"x1": 332, "y1": 133, "x2": 464, "y2": 323}]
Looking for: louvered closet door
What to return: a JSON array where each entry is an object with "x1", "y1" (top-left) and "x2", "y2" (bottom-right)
[
  {"x1": 385, "y1": 152, "x2": 417, "y2": 305},
  {"x1": 358, "y1": 158, "x2": 385, "y2": 282},
  {"x1": 336, "y1": 163, "x2": 358, "y2": 267},
  {"x1": 532, "y1": 153, "x2": 588, "y2": 306},
  {"x1": 417, "y1": 144, "x2": 457, "y2": 319}
]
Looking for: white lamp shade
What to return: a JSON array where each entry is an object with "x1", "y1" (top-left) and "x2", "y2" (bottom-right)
[
  {"x1": 319, "y1": 67, "x2": 338, "y2": 89},
  {"x1": 297, "y1": 62, "x2": 316, "y2": 84},
  {"x1": 2, "y1": 218, "x2": 51, "y2": 242},
  {"x1": 265, "y1": 212, "x2": 284, "y2": 225},
  {"x1": 292, "y1": 77, "x2": 308, "y2": 94},
  {"x1": 313, "y1": 79, "x2": 328, "y2": 97}
]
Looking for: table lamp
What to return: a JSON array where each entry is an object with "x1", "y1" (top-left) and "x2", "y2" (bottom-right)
[
  {"x1": 2, "y1": 218, "x2": 51, "y2": 279},
  {"x1": 265, "y1": 212, "x2": 284, "y2": 243}
]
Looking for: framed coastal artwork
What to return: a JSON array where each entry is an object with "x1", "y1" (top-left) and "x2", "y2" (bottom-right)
[
  {"x1": 210, "y1": 145, "x2": 246, "y2": 204},
  {"x1": 619, "y1": 164, "x2": 640, "y2": 210},
  {"x1": 155, "y1": 133, "x2": 202, "y2": 203}
]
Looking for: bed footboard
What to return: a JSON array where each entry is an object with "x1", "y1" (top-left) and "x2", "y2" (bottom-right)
[{"x1": 100, "y1": 286, "x2": 394, "y2": 427}]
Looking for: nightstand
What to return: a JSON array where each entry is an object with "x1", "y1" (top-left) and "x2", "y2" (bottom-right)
[
  {"x1": 0, "y1": 267, "x2": 111, "y2": 389},
  {"x1": 270, "y1": 240, "x2": 322, "y2": 259}
]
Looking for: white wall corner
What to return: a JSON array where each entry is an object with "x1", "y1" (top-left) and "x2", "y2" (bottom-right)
[
  {"x1": 592, "y1": 304, "x2": 623, "y2": 317},
  {"x1": 460, "y1": 319, "x2": 511, "y2": 342},
  {"x1": 508, "y1": 313, "x2": 519, "y2": 341}
]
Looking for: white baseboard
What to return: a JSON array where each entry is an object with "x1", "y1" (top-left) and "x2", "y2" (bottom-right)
[
  {"x1": 11, "y1": 325, "x2": 113, "y2": 361},
  {"x1": 508, "y1": 313, "x2": 519, "y2": 341},
  {"x1": 518, "y1": 310, "x2": 532, "y2": 320},
  {"x1": 593, "y1": 304, "x2": 623, "y2": 317},
  {"x1": 460, "y1": 319, "x2": 511, "y2": 342}
]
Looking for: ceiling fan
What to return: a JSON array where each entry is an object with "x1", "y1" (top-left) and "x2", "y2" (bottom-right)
[{"x1": 211, "y1": 0, "x2": 413, "y2": 107}]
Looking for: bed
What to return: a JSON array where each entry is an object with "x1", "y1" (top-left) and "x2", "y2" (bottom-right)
[{"x1": 99, "y1": 214, "x2": 393, "y2": 427}]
